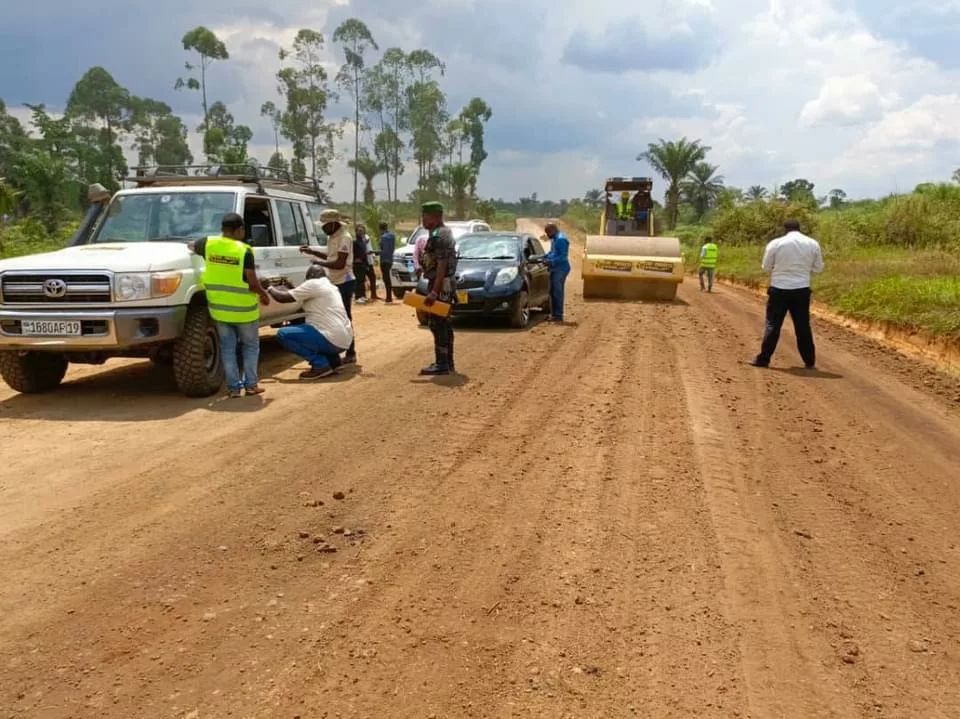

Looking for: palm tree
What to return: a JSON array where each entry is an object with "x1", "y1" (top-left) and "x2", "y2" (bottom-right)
[
  {"x1": 348, "y1": 151, "x2": 386, "y2": 205},
  {"x1": 638, "y1": 137, "x2": 709, "y2": 229},
  {"x1": 584, "y1": 188, "x2": 603, "y2": 208},
  {"x1": 443, "y1": 163, "x2": 476, "y2": 219},
  {"x1": 746, "y1": 185, "x2": 768, "y2": 202},
  {"x1": 682, "y1": 162, "x2": 725, "y2": 221}
]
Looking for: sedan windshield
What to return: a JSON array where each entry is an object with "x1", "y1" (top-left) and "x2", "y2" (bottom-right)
[
  {"x1": 457, "y1": 235, "x2": 520, "y2": 260},
  {"x1": 91, "y1": 191, "x2": 237, "y2": 243}
]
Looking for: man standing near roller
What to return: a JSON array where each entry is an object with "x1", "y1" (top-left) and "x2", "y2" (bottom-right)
[
  {"x1": 699, "y1": 235, "x2": 718, "y2": 292},
  {"x1": 749, "y1": 219, "x2": 824, "y2": 370},
  {"x1": 417, "y1": 201, "x2": 458, "y2": 375}
]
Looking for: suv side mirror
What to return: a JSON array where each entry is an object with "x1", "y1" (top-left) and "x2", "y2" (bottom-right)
[{"x1": 249, "y1": 224, "x2": 270, "y2": 247}]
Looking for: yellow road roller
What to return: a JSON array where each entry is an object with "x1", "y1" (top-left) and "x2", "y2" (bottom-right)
[{"x1": 581, "y1": 177, "x2": 684, "y2": 301}]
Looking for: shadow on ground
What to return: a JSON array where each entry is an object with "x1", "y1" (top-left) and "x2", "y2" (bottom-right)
[
  {"x1": 409, "y1": 372, "x2": 469, "y2": 388},
  {"x1": 772, "y1": 366, "x2": 844, "y2": 380},
  {"x1": 0, "y1": 339, "x2": 303, "y2": 422}
]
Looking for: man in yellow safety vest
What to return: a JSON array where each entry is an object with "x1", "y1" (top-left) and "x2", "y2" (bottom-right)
[
  {"x1": 698, "y1": 236, "x2": 718, "y2": 292},
  {"x1": 616, "y1": 191, "x2": 633, "y2": 220},
  {"x1": 190, "y1": 213, "x2": 270, "y2": 398}
]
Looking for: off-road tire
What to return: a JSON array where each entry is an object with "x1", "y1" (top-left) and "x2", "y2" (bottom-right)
[
  {"x1": 0, "y1": 351, "x2": 68, "y2": 394},
  {"x1": 509, "y1": 290, "x2": 530, "y2": 329},
  {"x1": 172, "y1": 306, "x2": 224, "y2": 397},
  {"x1": 393, "y1": 288, "x2": 407, "y2": 300}
]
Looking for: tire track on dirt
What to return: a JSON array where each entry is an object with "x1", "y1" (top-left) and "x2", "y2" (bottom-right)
[{"x1": 681, "y1": 284, "x2": 960, "y2": 718}]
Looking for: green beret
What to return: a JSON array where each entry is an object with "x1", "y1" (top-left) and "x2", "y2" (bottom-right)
[{"x1": 421, "y1": 201, "x2": 444, "y2": 214}]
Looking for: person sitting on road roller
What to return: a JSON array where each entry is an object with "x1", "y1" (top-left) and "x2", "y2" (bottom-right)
[
  {"x1": 699, "y1": 236, "x2": 718, "y2": 292},
  {"x1": 632, "y1": 189, "x2": 652, "y2": 225},
  {"x1": 616, "y1": 191, "x2": 633, "y2": 220}
]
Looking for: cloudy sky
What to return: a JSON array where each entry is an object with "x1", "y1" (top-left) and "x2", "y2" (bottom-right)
[{"x1": 2, "y1": 0, "x2": 960, "y2": 202}]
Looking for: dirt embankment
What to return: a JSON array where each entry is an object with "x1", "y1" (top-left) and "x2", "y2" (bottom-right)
[{"x1": 0, "y1": 220, "x2": 958, "y2": 718}]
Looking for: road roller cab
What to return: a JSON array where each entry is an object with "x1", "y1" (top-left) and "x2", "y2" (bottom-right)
[{"x1": 581, "y1": 177, "x2": 684, "y2": 301}]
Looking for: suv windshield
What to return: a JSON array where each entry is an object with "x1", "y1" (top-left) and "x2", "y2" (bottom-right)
[
  {"x1": 91, "y1": 191, "x2": 238, "y2": 243},
  {"x1": 457, "y1": 235, "x2": 520, "y2": 260}
]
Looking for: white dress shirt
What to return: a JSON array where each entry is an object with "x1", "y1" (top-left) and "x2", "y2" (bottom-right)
[{"x1": 761, "y1": 231, "x2": 824, "y2": 290}]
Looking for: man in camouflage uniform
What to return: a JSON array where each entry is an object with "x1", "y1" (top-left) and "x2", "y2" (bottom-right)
[{"x1": 418, "y1": 200, "x2": 458, "y2": 375}]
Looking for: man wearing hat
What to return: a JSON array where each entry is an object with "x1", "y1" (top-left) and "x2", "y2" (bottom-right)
[
  {"x1": 417, "y1": 200, "x2": 458, "y2": 375},
  {"x1": 299, "y1": 209, "x2": 358, "y2": 364}
]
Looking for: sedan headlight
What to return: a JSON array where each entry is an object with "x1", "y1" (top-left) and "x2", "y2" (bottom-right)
[
  {"x1": 494, "y1": 267, "x2": 519, "y2": 285},
  {"x1": 115, "y1": 271, "x2": 184, "y2": 301},
  {"x1": 115, "y1": 273, "x2": 151, "y2": 301}
]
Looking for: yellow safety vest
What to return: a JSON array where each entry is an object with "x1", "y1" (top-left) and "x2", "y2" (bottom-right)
[
  {"x1": 201, "y1": 236, "x2": 260, "y2": 324},
  {"x1": 700, "y1": 242, "x2": 718, "y2": 268},
  {"x1": 617, "y1": 201, "x2": 632, "y2": 219}
]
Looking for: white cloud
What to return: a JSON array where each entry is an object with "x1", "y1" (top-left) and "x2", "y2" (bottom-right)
[
  {"x1": 800, "y1": 75, "x2": 900, "y2": 127},
  {"x1": 7, "y1": 0, "x2": 960, "y2": 202}
]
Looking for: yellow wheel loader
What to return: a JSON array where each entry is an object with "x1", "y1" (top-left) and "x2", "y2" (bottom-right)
[{"x1": 581, "y1": 177, "x2": 684, "y2": 301}]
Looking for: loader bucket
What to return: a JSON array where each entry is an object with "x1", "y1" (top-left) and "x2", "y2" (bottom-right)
[{"x1": 581, "y1": 235, "x2": 683, "y2": 301}]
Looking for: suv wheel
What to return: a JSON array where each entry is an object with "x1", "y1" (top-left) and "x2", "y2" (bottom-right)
[
  {"x1": 509, "y1": 290, "x2": 530, "y2": 329},
  {"x1": 0, "y1": 351, "x2": 68, "y2": 393},
  {"x1": 172, "y1": 306, "x2": 225, "y2": 397}
]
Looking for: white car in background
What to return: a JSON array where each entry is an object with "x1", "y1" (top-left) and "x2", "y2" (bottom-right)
[{"x1": 389, "y1": 220, "x2": 492, "y2": 299}]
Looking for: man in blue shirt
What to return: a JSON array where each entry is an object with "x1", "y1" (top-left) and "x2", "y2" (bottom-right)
[
  {"x1": 542, "y1": 223, "x2": 570, "y2": 322},
  {"x1": 378, "y1": 221, "x2": 396, "y2": 303}
]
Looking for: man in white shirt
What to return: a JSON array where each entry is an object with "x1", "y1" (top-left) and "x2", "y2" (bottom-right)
[
  {"x1": 300, "y1": 209, "x2": 358, "y2": 364},
  {"x1": 749, "y1": 219, "x2": 824, "y2": 370},
  {"x1": 268, "y1": 264, "x2": 354, "y2": 380}
]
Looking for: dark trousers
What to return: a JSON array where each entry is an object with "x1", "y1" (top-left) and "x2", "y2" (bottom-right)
[
  {"x1": 352, "y1": 264, "x2": 368, "y2": 299},
  {"x1": 757, "y1": 286, "x2": 815, "y2": 366},
  {"x1": 366, "y1": 265, "x2": 379, "y2": 298},
  {"x1": 427, "y1": 313, "x2": 455, "y2": 370},
  {"x1": 337, "y1": 279, "x2": 356, "y2": 356},
  {"x1": 549, "y1": 268, "x2": 569, "y2": 320},
  {"x1": 381, "y1": 262, "x2": 393, "y2": 298}
]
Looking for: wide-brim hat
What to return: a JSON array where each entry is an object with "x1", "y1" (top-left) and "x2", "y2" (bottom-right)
[{"x1": 318, "y1": 208, "x2": 349, "y2": 224}]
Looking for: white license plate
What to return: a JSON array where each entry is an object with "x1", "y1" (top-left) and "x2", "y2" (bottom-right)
[{"x1": 21, "y1": 320, "x2": 82, "y2": 336}]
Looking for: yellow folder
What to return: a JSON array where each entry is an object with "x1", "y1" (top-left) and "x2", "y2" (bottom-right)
[{"x1": 402, "y1": 292, "x2": 452, "y2": 317}]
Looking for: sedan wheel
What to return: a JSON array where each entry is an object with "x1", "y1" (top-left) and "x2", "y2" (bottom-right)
[{"x1": 509, "y1": 290, "x2": 530, "y2": 329}]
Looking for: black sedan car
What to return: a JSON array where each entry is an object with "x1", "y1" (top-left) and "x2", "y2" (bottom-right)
[{"x1": 448, "y1": 232, "x2": 552, "y2": 328}]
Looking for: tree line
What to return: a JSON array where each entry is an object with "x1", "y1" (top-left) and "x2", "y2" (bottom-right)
[{"x1": 0, "y1": 18, "x2": 493, "y2": 231}]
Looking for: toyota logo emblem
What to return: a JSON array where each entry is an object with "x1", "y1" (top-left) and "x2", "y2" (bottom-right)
[{"x1": 42, "y1": 279, "x2": 68, "y2": 299}]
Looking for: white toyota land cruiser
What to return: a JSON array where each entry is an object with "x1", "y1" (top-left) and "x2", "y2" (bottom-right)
[{"x1": 0, "y1": 165, "x2": 328, "y2": 397}]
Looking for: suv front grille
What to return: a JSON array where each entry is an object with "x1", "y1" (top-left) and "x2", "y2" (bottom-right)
[{"x1": 1, "y1": 273, "x2": 112, "y2": 304}]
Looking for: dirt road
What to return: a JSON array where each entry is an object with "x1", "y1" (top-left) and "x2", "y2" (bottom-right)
[{"x1": 1, "y1": 220, "x2": 959, "y2": 718}]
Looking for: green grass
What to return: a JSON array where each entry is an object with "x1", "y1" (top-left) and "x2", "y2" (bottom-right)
[
  {"x1": 691, "y1": 243, "x2": 960, "y2": 336},
  {"x1": 0, "y1": 219, "x2": 77, "y2": 259}
]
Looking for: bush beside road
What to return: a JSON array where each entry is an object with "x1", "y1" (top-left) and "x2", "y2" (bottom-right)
[{"x1": 562, "y1": 186, "x2": 960, "y2": 340}]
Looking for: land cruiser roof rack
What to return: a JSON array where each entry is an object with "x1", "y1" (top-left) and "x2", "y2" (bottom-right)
[{"x1": 126, "y1": 164, "x2": 330, "y2": 202}]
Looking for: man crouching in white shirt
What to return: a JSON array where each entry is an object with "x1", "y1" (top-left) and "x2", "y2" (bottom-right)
[
  {"x1": 749, "y1": 219, "x2": 824, "y2": 370},
  {"x1": 267, "y1": 264, "x2": 354, "y2": 380}
]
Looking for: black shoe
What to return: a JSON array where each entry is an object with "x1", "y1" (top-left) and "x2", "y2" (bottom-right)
[
  {"x1": 804, "y1": 364, "x2": 816, "y2": 370},
  {"x1": 342, "y1": 353, "x2": 357, "y2": 365},
  {"x1": 300, "y1": 367, "x2": 335, "y2": 380},
  {"x1": 748, "y1": 358, "x2": 769, "y2": 368},
  {"x1": 419, "y1": 363, "x2": 450, "y2": 376}
]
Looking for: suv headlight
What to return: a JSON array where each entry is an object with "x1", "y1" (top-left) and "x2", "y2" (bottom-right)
[
  {"x1": 115, "y1": 271, "x2": 183, "y2": 301},
  {"x1": 494, "y1": 267, "x2": 518, "y2": 285},
  {"x1": 115, "y1": 273, "x2": 150, "y2": 301}
]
